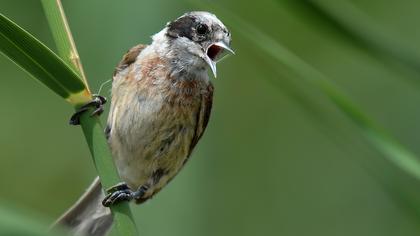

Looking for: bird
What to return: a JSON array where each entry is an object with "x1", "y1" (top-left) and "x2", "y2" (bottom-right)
[{"x1": 53, "y1": 11, "x2": 233, "y2": 236}]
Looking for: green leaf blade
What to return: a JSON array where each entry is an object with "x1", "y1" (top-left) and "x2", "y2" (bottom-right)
[{"x1": 0, "y1": 13, "x2": 89, "y2": 104}]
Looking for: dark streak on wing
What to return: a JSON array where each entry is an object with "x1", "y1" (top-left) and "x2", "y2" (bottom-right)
[
  {"x1": 187, "y1": 84, "x2": 214, "y2": 158},
  {"x1": 113, "y1": 44, "x2": 148, "y2": 77},
  {"x1": 105, "y1": 124, "x2": 111, "y2": 140},
  {"x1": 152, "y1": 168, "x2": 168, "y2": 184}
]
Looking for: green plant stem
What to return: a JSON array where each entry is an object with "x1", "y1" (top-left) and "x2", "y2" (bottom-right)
[
  {"x1": 79, "y1": 114, "x2": 139, "y2": 236},
  {"x1": 40, "y1": 0, "x2": 138, "y2": 235},
  {"x1": 40, "y1": 0, "x2": 89, "y2": 91}
]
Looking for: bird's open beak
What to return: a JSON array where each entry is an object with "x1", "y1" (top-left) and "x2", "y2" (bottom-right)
[{"x1": 204, "y1": 41, "x2": 235, "y2": 78}]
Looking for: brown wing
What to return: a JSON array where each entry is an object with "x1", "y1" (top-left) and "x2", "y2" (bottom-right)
[
  {"x1": 188, "y1": 84, "x2": 214, "y2": 157},
  {"x1": 113, "y1": 44, "x2": 147, "y2": 77},
  {"x1": 107, "y1": 44, "x2": 147, "y2": 142}
]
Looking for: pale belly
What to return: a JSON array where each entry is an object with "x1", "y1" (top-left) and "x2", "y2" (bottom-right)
[{"x1": 108, "y1": 94, "x2": 200, "y2": 200}]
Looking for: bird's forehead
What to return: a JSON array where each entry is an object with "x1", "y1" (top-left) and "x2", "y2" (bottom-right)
[
  {"x1": 189, "y1": 11, "x2": 225, "y2": 28},
  {"x1": 170, "y1": 11, "x2": 226, "y2": 32}
]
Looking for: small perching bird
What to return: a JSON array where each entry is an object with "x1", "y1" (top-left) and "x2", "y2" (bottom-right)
[{"x1": 56, "y1": 11, "x2": 233, "y2": 236}]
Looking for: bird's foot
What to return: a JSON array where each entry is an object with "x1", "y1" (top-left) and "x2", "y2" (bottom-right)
[
  {"x1": 102, "y1": 182, "x2": 148, "y2": 207},
  {"x1": 69, "y1": 95, "x2": 107, "y2": 125}
]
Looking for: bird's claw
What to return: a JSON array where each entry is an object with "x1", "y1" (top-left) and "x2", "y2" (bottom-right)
[
  {"x1": 102, "y1": 182, "x2": 149, "y2": 207},
  {"x1": 106, "y1": 182, "x2": 130, "y2": 193},
  {"x1": 103, "y1": 182, "x2": 133, "y2": 207},
  {"x1": 102, "y1": 188, "x2": 134, "y2": 207},
  {"x1": 69, "y1": 95, "x2": 107, "y2": 125}
]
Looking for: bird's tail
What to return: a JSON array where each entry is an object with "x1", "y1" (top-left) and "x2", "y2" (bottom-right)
[{"x1": 52, "y1": 177, "x2": 113, "y2": 236}]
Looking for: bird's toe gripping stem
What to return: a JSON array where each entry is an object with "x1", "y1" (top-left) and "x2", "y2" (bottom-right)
[
  {"x1": 102, "y1": 182, "x2": 148, "y2": 207},
  {"x1": 69, "y1": 95, "x2": 107, "y2": 125}
]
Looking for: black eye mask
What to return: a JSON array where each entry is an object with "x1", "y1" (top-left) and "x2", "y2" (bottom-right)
[{"x1": 166, "y1": 15, "x2": 209, "y2": 42}]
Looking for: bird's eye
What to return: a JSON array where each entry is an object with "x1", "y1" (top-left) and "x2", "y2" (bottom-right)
[{"x1": 196, "y1": 24, "x2": 208, "y2": 35}]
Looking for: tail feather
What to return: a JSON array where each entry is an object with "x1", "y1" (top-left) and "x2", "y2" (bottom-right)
[{"x1": 52, "y1": 177, "x2": 113, "y2": 236}]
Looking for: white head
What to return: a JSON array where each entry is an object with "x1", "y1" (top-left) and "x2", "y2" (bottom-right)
[{"x1": 152, "y1": 11, "x2": 234, "y2": 78}]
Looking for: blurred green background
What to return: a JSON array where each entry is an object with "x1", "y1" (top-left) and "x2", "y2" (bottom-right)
[{"x1": 2, "y1": 0, "x2": 420, "y2": 235}]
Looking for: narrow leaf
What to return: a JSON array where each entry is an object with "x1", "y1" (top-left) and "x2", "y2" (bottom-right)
[
  {"x1": 0, "y1": 13, "x2": 90, "y2": 105},
  {"x1": 41, "y1": 0, "x2": 91, "y2": 90}
]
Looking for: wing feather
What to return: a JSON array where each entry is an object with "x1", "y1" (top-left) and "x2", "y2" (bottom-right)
[
  {"x1": 113, "y1": 44, "x2": 147, "y2": 78},
  {"x1": 108, "y1": 44, "x2": 147, "y2": 140},
  {"x1": 188, "y1": 84, "x2": 214, "y2": 157}
]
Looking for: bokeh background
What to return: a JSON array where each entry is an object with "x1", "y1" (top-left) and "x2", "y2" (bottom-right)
[{"x1": 2, "y1": 0, "x2": 420, "y2": 235}]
